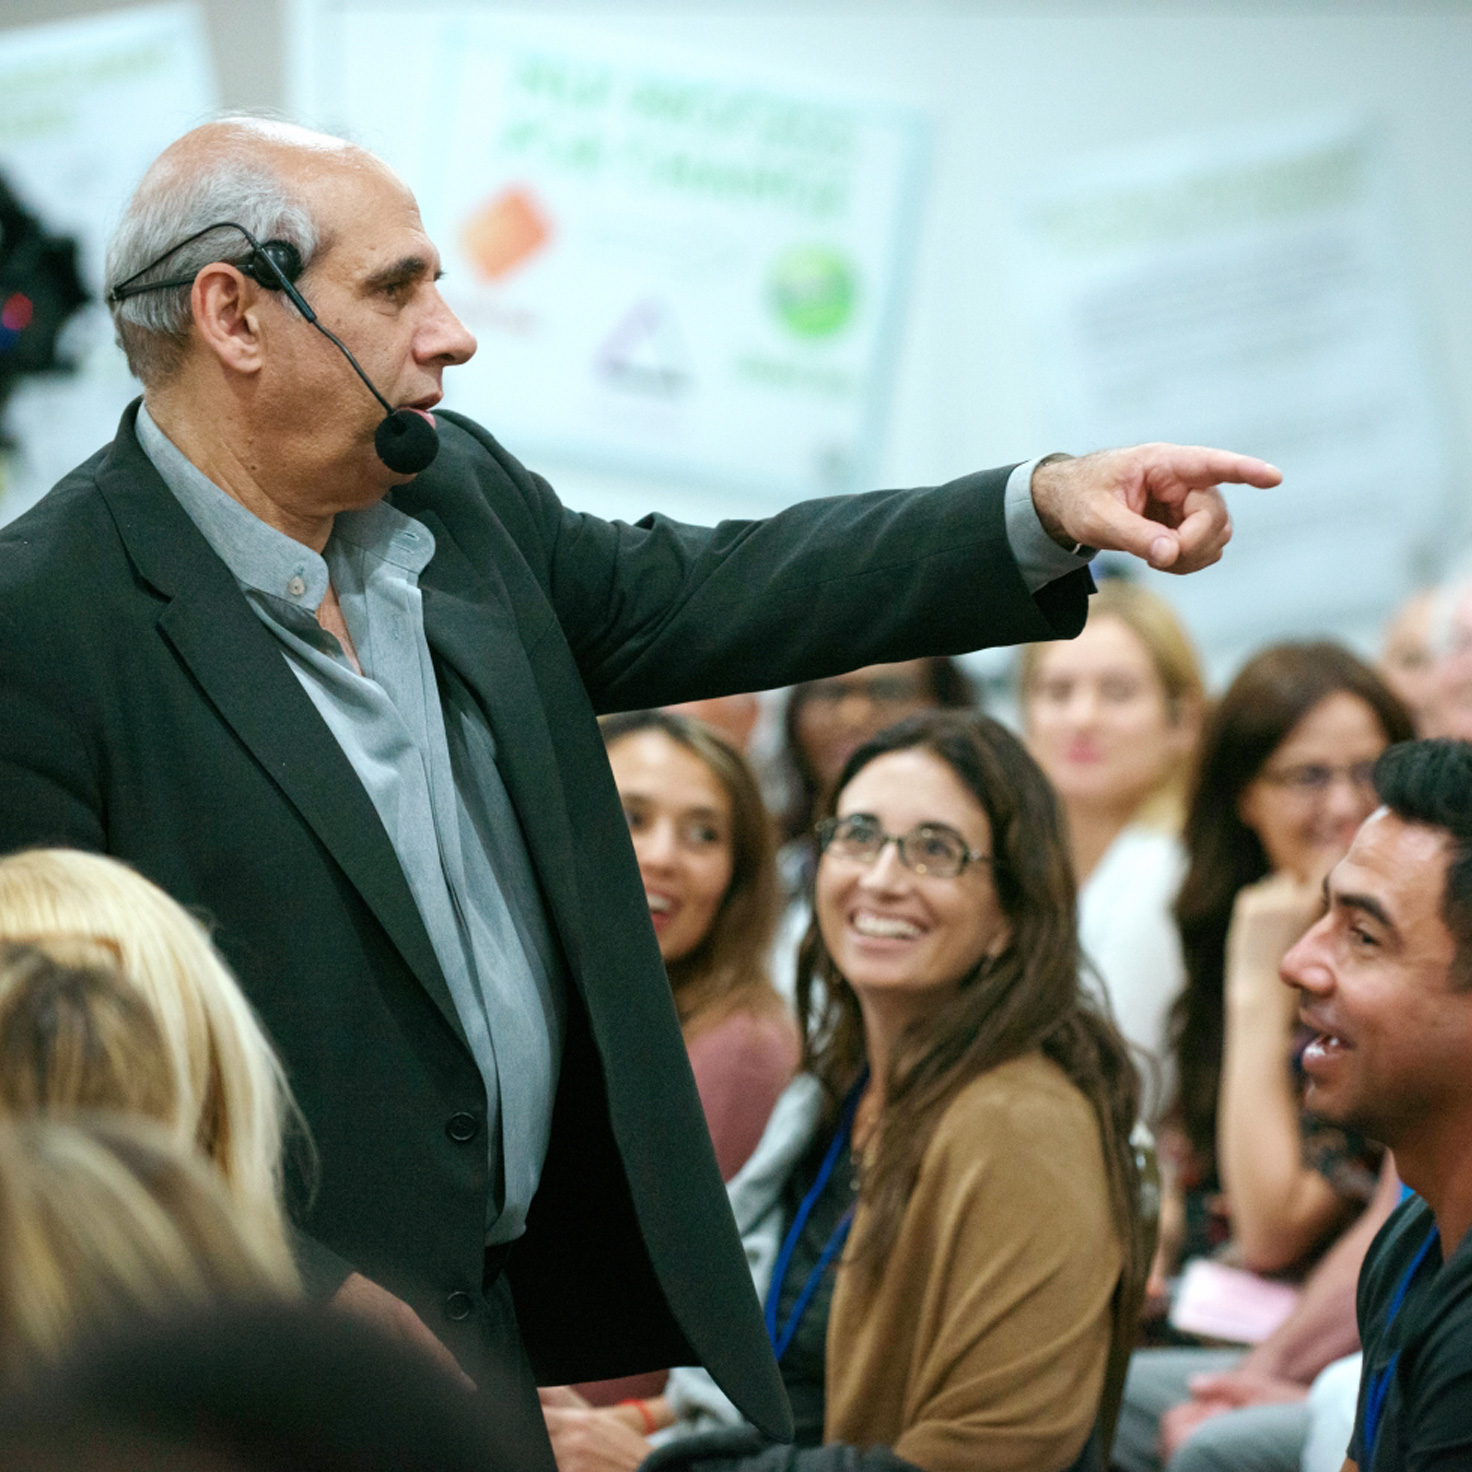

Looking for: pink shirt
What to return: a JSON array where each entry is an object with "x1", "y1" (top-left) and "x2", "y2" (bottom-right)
[{"x1": 687, "y1": 1006, "x2": 801, "y2": 1181}]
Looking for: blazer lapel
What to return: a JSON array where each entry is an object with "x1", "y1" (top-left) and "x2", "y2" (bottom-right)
[
  {"x1": 95, "y1": 409, "x2": 469, "y2": 1049},
  {"x1": 411, "y1": 513, "x2": 589, "y2": 990}
]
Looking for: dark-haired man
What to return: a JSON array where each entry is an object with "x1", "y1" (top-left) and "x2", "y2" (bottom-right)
[{"x1": 1281, "y1": 737, "x2": 1472, "y2": 1472}]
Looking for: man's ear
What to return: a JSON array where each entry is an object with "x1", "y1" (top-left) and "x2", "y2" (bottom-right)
[{"x1": 189, "y1": 263, "x2": 266, "y2": 376}]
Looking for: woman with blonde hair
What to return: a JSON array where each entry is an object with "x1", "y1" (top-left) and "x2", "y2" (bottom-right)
[
  {"x1": 0, "y1": 1114, "x2": 298, "y2": 1384},
  {"x1": 0, "y1": 849, "x2": 299, "y2": 1246},
  {"x1": 1021, "y1": 579, "x2": 1205, "y2": 1110},
  {"x1": 0, "y1": 937, "x2": 175, "y2": 1120}
]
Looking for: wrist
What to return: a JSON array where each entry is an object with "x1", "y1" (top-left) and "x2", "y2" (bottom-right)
[
  {"x1": 1029, "y1": 453, "x2": 1095, "y2": 556},
  {"x1": 618, "y1": 1398, "x2": 659, "y2": 1436}
]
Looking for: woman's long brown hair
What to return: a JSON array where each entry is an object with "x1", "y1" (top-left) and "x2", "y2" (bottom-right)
[
  {"x1": 796, "y1": 711, "x2": 1146, "y2": 1310},
  {"x1": 601, "y1": 710, "x2": 781, "y2": 1033}
]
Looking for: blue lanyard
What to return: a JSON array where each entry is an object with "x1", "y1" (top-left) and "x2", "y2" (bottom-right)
[
  {"x1": 1362, "y1": 1224, "x2": 1439, "y2": 1467},
  {"x1": 764, "y1": 1070, "x2": 867, "y2": 1364}
]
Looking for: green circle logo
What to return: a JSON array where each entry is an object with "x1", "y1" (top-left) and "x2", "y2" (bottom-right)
[{"x1": 769, "y1": 246, "x2": 857, "y2": 338}]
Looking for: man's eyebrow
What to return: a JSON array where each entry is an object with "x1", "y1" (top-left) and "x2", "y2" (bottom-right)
[
  {"x1": 360, "y1": 255, "x2": 435, "y2": 293},
  {"x1": 1334, "y1": 889, "x2": 1396, "y2": 932}
]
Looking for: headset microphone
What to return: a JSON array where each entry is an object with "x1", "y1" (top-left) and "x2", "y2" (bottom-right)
[{"x1": 108, "y1": 221, "x2": 440, "y2": 475}]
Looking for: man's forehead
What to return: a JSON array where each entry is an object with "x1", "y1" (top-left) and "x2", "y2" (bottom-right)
[
  {"x1": 303, "y1": 161, "x2": 435, "y2": 269},
  {"x1": 1334, "y1": 809, "x2": 1453, "y2": 912}
]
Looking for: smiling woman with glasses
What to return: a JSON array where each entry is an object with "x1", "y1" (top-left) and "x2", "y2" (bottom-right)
[{"x1": 554, "y1": 712, "x2": 1148, "y2": 1472}]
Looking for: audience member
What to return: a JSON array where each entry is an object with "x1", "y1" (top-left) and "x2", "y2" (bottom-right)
[
  {"x1": 603, "y1": 712, "x2": 797, "y2": 1182},
  {"x1": 778, "y1": 661, "x2": 975, "y2": 854},
  {"x1": 1280, "y1": 738, "x2": 1472, "y2": 1470},
  {"x1": 1116, "y1": 645, "x2": 1413, "y2": 1472},
  {"x1": 1021, "y1": 579, "x2": 1204, "y2": 1109},
  {"x1": 0, "y1": 938, "x2": 175, "y2": 1119},
  {"x1": 1422, "y1": 572, "x2": 1472, "y2": 740},
  {"x1": 544, "y1": 712, "x2": 1147, "y2": 1472},
  {"x1": 0, "y1": 1115, "x2": 298, "y2": 1385},
  {"x1": 1376, "y1": 588, "x2": 1438, "y2": 733},
  {"x1": 0, "y1": 1301, "x2": 536, "y2": 1471},
  {"x1": 0, "y1": 850, "x2": 297, "y2": 1249}
]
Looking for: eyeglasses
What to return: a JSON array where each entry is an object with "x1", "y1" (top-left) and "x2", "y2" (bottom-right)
[
  {"x1": 1259, "y1": 760, "x2": 1378, "y2": 796},
  {"x1": 816, "y1": 813, "x2": 992, "y2": 878}
]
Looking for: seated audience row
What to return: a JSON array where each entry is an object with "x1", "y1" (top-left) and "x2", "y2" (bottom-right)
[{"x1": 0, "y1": 575, "x2": 1461, "y2": 1472}]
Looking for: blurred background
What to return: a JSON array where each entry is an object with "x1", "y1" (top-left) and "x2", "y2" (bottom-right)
[{"x1": 1, "y1": 0, "x2": 1469, "y2": 683}]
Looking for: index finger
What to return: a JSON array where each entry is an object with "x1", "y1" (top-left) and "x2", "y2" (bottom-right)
[{"x1": 1152, "y1": 444, "x2": 1283, "y2": 489}]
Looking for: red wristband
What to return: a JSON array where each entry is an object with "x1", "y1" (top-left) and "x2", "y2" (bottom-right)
[{"x1": 619, "y1": 1398, "x2": 657, "y2": 1436}]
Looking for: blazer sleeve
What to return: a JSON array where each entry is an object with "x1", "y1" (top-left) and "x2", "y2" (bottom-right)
[{"x1": 437, "y1": 413, "x2": 1092, "y2": 713}]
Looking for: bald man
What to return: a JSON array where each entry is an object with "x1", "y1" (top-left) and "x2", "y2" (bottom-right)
[{"x1": 0, "y1": 118, "x2": 1279, "y2": 1464}]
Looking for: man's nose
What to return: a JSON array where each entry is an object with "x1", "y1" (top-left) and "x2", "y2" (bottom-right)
[
  {"x1": 420, "y1": 289, "x2": 477, "y2": 366},
  {"x1": 1281, "y1": 916, "x2": 1333, "y2": 995}
]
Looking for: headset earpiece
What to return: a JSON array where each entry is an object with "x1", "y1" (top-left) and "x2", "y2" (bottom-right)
[
  {"x1": 106, "y1": 220, "x2": 437, "y2": 474},
  {"x1": 243, "y1": 240, "x2": 303, "y2": 290}
]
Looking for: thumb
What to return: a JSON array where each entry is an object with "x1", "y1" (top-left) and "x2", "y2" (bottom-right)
[{"x1": 1090, "y1": 498, "x2": 1180, "y2": 569}]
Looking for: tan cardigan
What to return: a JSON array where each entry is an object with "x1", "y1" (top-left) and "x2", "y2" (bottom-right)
[{"x1": 824, "y1": 1051, "x2": 1122, "y2": 1472}]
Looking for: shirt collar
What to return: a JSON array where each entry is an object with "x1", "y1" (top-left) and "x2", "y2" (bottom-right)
[{"x1": 135, "y1": 405, "x2": 435, "y2": 608}]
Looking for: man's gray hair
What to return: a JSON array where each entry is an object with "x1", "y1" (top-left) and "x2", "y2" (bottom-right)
[{"x1": 105, "y1": 153, "x2": 320, "y2": 386}]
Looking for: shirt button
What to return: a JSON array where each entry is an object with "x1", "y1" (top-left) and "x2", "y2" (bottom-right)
[
  {"x1": 286, "y1": 575, "x2": 306, "y2": 597},
  {"x1": 446, "y1": 1113, "x2": 479, "y2": 1143},
  {"x1": 444, "y1": 1291, "x2": 474, "y2": 1322}
]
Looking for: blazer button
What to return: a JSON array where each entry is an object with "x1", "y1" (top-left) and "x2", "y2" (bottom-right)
[
  {"x1": 446, "y1": 1112, "x2": 479, "y2": 1143},
  {"x1": 445, "y1": 1291, "x2": 474, "y2": 1322}
]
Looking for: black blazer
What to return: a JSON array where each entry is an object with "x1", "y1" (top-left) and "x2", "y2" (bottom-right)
[{"x1": 0, "y1": 403, "x2": 1089, "y2": 1437}]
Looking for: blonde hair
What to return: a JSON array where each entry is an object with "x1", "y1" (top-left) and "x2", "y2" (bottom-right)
[
  {"x1": 0, "y1": 939, "x2": 175, "y2": 1120},
  {"x1": 0, "y1": 851, "x2": 300, "y2": 1247},
  {"x1": 1020, "y1": 580, "x2": 1206, "y2": 828},
  {"x1": 0, "y1": 1115, "x2": 298, "y2": 1383}
]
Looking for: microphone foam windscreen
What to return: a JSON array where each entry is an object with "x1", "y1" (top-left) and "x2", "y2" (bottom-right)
[{"x1": 375, "y1": 409, "x2": 439, "y2": 475}]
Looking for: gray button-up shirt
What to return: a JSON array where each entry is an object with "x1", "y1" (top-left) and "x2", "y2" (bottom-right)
[{"x1": 137, "y1": 407, "x2": 565, "y2": 1245}]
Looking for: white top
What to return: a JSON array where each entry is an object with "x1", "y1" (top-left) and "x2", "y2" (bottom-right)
[{"x1": 1078, "y1": 824, "x2": 1187, "y2": 1122}]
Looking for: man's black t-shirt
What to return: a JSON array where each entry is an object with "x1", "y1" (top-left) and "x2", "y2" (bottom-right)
[{"x1": 1350, "y1": 1195, "x2": 1472, "y2": 1471}]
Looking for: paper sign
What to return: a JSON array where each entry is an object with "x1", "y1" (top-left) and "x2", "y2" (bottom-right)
[{"x1": 294, "y1": 6, "x2": 928, "y2": 504}]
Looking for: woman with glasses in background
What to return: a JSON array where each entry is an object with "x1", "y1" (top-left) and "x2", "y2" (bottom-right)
[
  {"x1": 779, "y1": 661, "x2": 975, "y2": 856},
  {"x1": 770, "y1": 661, "x2": 974, "y2": 1004},
  {"x1": 1113, "y1": 644, "x2": 1413, "y2": 1472},
  {"x1": 542, "y1": 712, "x2": 1145, "y2": 1472}
]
